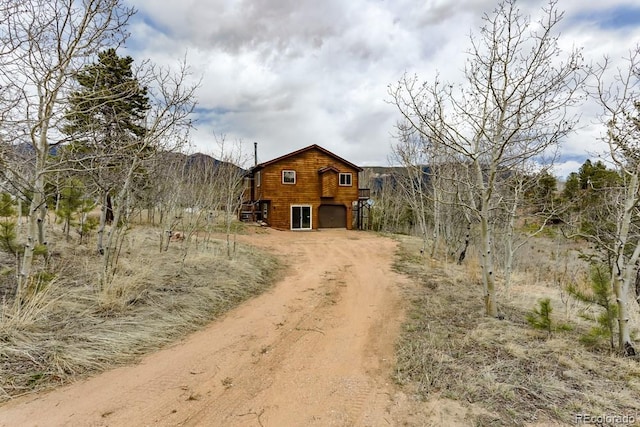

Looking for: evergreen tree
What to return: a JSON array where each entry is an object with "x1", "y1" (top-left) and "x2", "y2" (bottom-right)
[
  {"x1": 524, "y1": 170, "x2": 558, "y2": 213},
  {"x1": 526, "y1": 297, "x2": 572, "y2": 338},
  {"x1": 0, "y1": 193, "x2": 19, "y2": 256},
  {"x1": 568, "y1": 264, "x2": 619, "y2": 351},
  {"x1": 526, "y1": 298, "x2": 554, "y2": 337},
  {"x1": 65, "y1": 48, "x2": 149, "y2": 144},
  {"x1": 63, "y1": 49, "x2": 150, "y2": 253},
  {"x1": 562, "y1": 172, "x2": 580, "y2": 200},
  {"x1": 55, "y1": 179, "x2": 93, "y2": 242},
  {"x1": 561, "y1": 159, "x2": 623, "y2": 265}
]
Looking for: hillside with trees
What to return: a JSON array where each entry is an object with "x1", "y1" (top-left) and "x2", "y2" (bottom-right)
[
  {"x1": 0, "y1": 0, "x2": 270, "y2": 401},
  {"x1": 376, "y1": 0, "x2": 640, "y2": 357},
  {"x1": 0, "y1": 0, "x2": 639, "y2": 424}
]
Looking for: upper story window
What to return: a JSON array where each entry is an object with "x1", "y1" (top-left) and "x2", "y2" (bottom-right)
[
  {"x1": 282, "y1": 170, "x2": 296, "y2": 184},
  {"x1": 256, "y1": 171, "x2": 261, "y2": 187},
  {"x1": 339, "y1": 172, "x2": 352, "y2": 186}
]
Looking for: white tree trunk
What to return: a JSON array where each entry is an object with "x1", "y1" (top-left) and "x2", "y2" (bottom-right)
[
  {"x1": 389, "y1": 1, "x2": 583, "y2": 319},
  {"x1": 611, "y1": 172, "x2": 639, "y2": 353},
  {"x1": 19, "y1": 133, "x2": 49, "y2": 299},
  {"x1": 504, "y1": 183, "x2": 520, "y2": 290},
  {"x1": 101, "y1": 160, "x2": 137, "y2": 289},
  {"x1": 431, "y1": 174, "x2": 441, "y2": 258},
  {"x1": 475, "y1": 160, "x2": 498, "y2": 317},
  {"x1": 96, "y1": 190, "x2": 109, "y2": 254},
  {"x1": 479, "y1": 205, "x2": 498, "y2": 317}
]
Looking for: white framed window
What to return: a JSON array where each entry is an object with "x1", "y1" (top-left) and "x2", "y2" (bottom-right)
[
  {"x1": 282, "y1": 170, "x2": 296, "y2": 184},
  {"x1": 256, "y1": 171, "x2": 261, "y2": 187},
  {"x1": 339, "y1": 172, "x2": 352, "y2": 186}
]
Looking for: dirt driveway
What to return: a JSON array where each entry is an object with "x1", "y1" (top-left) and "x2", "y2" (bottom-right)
[{"x1": 0, "y1": 229, "x2": 411, "y2": 426}]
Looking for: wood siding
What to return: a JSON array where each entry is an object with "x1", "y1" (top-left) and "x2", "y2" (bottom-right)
[
  {"x1": 321, "y1": 170, "x2": 338, "y2": 198},
  {"x1": 253, "y1": 147, "x2": 359, "y2": 230}
]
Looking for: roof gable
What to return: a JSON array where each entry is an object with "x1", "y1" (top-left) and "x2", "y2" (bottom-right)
[
  {"x1": 318, "y1": 165, "x2": 340, "y2": 174},
  {"x1": 254, "y1": 144, "x2": 362, "y2": 172}
]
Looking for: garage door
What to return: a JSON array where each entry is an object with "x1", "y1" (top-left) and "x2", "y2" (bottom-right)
[{"x1": 318, "y1": 204, "x2": 347, "y2": 228}]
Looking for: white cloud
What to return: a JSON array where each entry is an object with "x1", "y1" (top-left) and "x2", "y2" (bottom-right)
[
  {"x1": 124, "y1": 0, "x2": 640, "y2": 174},
  {"x1": 552, "y1": 160, "x2": 583, "y2": 181}
]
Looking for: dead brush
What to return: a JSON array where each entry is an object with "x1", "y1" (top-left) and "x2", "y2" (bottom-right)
[
  {"x1": 0, "y1": 226, "x2": 281, "y2": 402},
  {"x1": 0, "y1": 276, "x2": 61, "y2": 333},
  {"x1": 393, "y1": 234, "x2": 640, "y2": 426}
]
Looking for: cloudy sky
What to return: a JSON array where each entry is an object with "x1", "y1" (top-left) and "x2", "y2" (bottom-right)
[{"x1": 123, "y1": 0, "x2": 640, "y2": 178}]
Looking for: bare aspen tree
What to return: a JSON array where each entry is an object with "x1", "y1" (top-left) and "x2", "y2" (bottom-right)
[
  {"x1": 177, "y1": 169, "x2": 210, "y2": 268},
  {"x1": 391, "y1": 125, "x2": 431, "y2": 253},
  {"x1": 0, "y1": 0, "x2": 134, "y2": 297},
  {"x1": 213, "y1": 139, "x2": 248, "y2": 259},
  {"x1": 365, "y1": 170, "x2": 407, "y2": 233},
  {"x1": 389, "y1": 0, "x2": 585, "y2": 316},
  {"x1": 592, "y1": 46, "x2": 640, "y2": 356},
  {"x1": 391, "y1": 121, "x2": 461, "y2": 258},
  {"x1": 501, "y1": 170, "x2": 529, "y2": 289},
  {"x1": 154, "y1": 153, "x2": 189, "y2": 253},
  {"x1": 99, "y1": 61, "x2": 197, "y2": 288},
  {"x1": 428, "y1": 158, "x2": 445, "y2": 258},
  {"x1": 497, "y1": 166, "x2": 560, "y2": 290},
  {"x1": 154, "y1": 139, "x2": 246, "y2": 263},
  {"x1": 170, "y1": 153, "x2": 221, "y2": 266},
  {"x1": 142, "y1": 154, "x2": 179, "y2": 227}
]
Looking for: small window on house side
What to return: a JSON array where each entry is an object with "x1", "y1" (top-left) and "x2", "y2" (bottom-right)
[
  {"x1": 339, "y1": 172, "x2": 352, "y2": 186},
  {"x1": 256, "y1": 171, "x2": 261, "y2": 187},
  {"x1": 282, "y1": 170, "x2": 296, "y2": 184}
]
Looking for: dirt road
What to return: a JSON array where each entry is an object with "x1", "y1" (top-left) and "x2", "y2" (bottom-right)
[{"x1": 0, "y1": 229, "x2": 412, "y2": 426}]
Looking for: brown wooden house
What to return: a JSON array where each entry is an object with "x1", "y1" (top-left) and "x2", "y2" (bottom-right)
[{"x1": 241, "y1": 144, "x2": 367, "y2": 230}]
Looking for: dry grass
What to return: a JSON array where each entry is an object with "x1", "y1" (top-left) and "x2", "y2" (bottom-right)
[
  {"x1": 393, "y1": 234, "x2": 640, "y2": 426},
  {"x1": 0, "y1": 225, "x2": 281, "y2": 402}
]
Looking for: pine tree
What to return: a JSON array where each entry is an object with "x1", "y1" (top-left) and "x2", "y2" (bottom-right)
[
  {"x1": 55, "y1": 179, "x2": 93, "y2": 242},
  {"x1": 63, "y1": 49, "x2": 150, "y2": 254},
  {"x1": 568, "y1": 264, "x2": 619, "y2": 351},
  {"x1": 526, "y1": 298, "x2": 572, "y2": 338},
  {"x1": 526, "y1": 298, "x2": 554, "y2": 337},
  {"x1": 0, "y1": 193, "x2": 19, "y2": 256},
  {"x1": 65, "y1": 48, "x2": 149, "y2": 143}
]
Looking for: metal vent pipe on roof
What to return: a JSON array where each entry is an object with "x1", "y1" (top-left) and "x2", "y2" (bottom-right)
[{"x1": 254, "y1": 142, "x2": 258, "y2": 167}]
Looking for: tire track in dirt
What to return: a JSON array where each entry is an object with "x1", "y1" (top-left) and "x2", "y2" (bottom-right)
[
  {"x1": 181, "y1": 253, "x2": 361, "y2": 426},
  {"x1": 0, "y1": 229, "x2": 408, "y2": 427}
]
